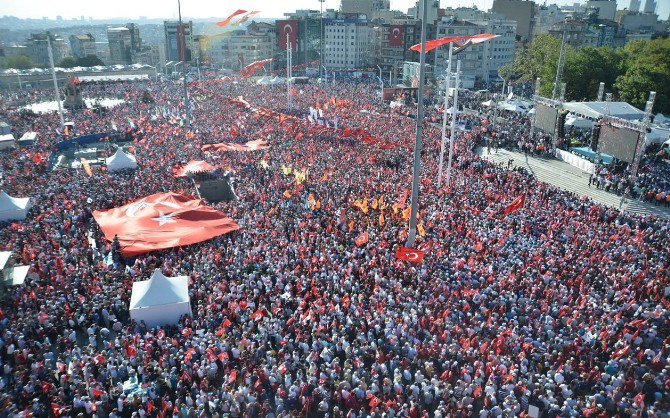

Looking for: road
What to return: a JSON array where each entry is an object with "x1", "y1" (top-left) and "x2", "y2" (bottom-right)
[{"x1": 478, "y1": 147, "x2": 670, "y2": 219}]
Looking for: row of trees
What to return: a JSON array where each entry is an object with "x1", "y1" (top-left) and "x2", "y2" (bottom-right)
[
  {"x1": 501, "y1": 35, "x2": 670, "y2": 114},
  {"x1": 3, "y1": 54, "x2": 105, "y2": 70}
]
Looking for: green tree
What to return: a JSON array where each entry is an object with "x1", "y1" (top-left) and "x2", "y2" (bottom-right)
[
  {"x1": 562, "y1": 46, "x2": 624, "y2": 101},
  {"x1": 77, "y1": 55, "x2": 105, "y2": 67},
  {"x1": 3, "y1": 54, "x2": 35, "y2": 69},
  {"x1": 615, "y1": 37, "x2": 670, "y2": 114},
  {"x1": 507, "y1": 35, "x2": 564, "y2": 96},
  {"x1": 57, "y1": 56, "x2": 78, "y2": 68}
]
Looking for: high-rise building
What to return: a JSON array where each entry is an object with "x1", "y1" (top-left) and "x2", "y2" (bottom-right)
[
  {"x1": 469, "y1": 19, "x2": 517, "y2": 82},
  {"x1": 125, "y1": 23, "x2": 142, "y2": 52},
  {"x1": 341, "y1": 0, "x2": 390, "y2": 20},
  {"x1": 323, "y1": 16, "x2": 371, "y2": 69},
  {"x1": 374, "y1": 18, "x2": 424, "y2": 81},
  {"x1": 410, "y1": 0, "x2": 440, "y2": 24},
  {"x1": 586, "y1": 0, "x2": 617, "y2": 21},
  {"x1": 643, "y1": 0, "x2": 657, "y2": 13},
  {"x1": 69, "y1": 34, "x2": 97, "y2": 59},
  {"x1": 107, "y1": 27, "x2": 132, "y2": 65},
  {"x1": 26, "y1": 33, "x2": 69, "y2": 66},
  {"x1": 490, "y1": 0, "x2": 536, "y2": 42},
  {"x1": 276, "y1": 9, "x2": 324, "y2": 69},
  {"x1": 209, "y1": 22, "x2": 276, "y2": 70},
  {"x1": 629, "y1": 0, "x2": 641, "y2": 12},
  {"x1": 164, "y1": 21, "x2": 194, "y2": 62}
]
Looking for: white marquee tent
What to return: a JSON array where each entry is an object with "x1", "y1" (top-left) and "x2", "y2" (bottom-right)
[
  {"x1": 0, "y1": 191, "x2": 31, "y2": 222},
  {"x1": 106, "y1": 148, "x2": 138, "y2": 172},
  {"x1": 129, "y1": 269, "x2": 192, "y2": 328}
]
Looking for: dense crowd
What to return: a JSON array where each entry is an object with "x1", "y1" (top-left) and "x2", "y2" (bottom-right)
[{"x1": 0, "y1": 76, "x2": 668, "y2": 418}]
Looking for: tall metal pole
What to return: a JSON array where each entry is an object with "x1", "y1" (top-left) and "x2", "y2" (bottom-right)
[
  {"x1": 319, "y1": 0, "x2": 324, "y2": 79},
  {"x1": 631, "y1": 91, "x2": 655, "y2": 180},
  {"x1": 406, "y1": 0, "x2": 428, "y2": 248},
  {"x1": 377, "y1": 64, "x2": 384, "y2": 103},
  {"x1": 552, "y1": 25, "x2": 567, "y2": 100},
  {"x1": 530, "y1": 77, "x2": 541, "y2": 142},
  {"x1": 597, "y1": 81, "x2": 605, "y2": 101},
  {"x1": 177, "y1": 0, "x2": 190, "y2": 132},
  {"x1": 446, "y1": 60, "x2": 461, "y2": 186},
  {"x1": 437, "y1": 43, "x2": 453, "y2": 187},
  {"x1": 287, "y1": 33, "x2": 291, "y2": 110},
  {"x1": 46, "y1": 34, "x2": 65, "y2": 129}
]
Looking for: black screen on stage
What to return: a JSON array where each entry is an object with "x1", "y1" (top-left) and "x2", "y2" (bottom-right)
[
  {"x1": 535, "y1": 103, "x2": 558, "y2": 134},
  {"x1": 597, "y1": 124, "x2": 640, "y2": 163}
]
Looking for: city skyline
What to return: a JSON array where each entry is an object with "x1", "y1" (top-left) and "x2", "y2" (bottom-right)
[{"x1": 1, "y1": 0, "x2": 668, "y2": 21}]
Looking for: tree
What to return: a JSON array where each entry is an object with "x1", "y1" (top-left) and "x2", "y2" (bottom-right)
[
  {"x1": 3, "y1": 54, "x2": 35, "y2": 70},
  {"x1": 561, "y1": 46, "x2": 624, "y2": 102},
  {"x1": 615, "y1": 37, "x2": 670, "y2": 114},
  {"x1": 506, "y1": 35, "x2": 564, "y2": 96},
  {"x1": 57, "y1": 56, "x2": 77, "y2": 68},
  {"x1": 77, "y1": 55, "x2": 105, "y2": 67}
]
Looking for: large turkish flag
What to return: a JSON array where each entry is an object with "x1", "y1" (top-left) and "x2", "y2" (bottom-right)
[
  {"x1": 93, "y1": 192, "x2": 239, "y2": 257},
  {"x1": 389, "y1": 25, "x2": 404, "y2": 47},
  {"x1": 174, "y1": 160, "x2": 217, "y2": 177},
  {"x1": 201, "y1": 139, "x2": 268, "y2": 153},
  {"x1": 278, "y1": 20, "x2": 298, "y2": 51}
]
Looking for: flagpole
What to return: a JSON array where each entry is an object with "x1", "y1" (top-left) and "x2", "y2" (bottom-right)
[
  {"x1": 446, "y1": 60, "x2": 461, "y2": 186},
  {"x1": 437, "y1": 43, "x2": 453, "y2": 188},
  {"x1": 46, "y1": 34, "x2": 65, "y2": 130},
  {"x1": 286, "y1": 33, "x2": 291, "y2": 111},
  {"x1": 406, "y1": 0, "x2": 428, "y2": 249},
  {"x1": 177, "y1": 0, "x2": 190, "y2": 132}
]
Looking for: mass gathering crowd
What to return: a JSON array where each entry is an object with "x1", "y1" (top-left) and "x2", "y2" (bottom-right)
[{"x1": 0, "y1": 75, "x2": 668, "y2": 418}]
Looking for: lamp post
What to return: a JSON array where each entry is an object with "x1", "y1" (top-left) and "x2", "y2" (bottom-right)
[
  {"x1": 406, "y1": 0, "x2": 428, "y2": 248},
  {"x1": 376, "y1": 64, "x2": 384, "y2": 103},
  {"x1": 46, "y1": 33, "x2": 65, "y2": 130},
  {"x1": 319, "y1": 0, "x2": 325, "y2": 79},
  {"x1": 446, "y1": 60, "x2": 461, "y2": 186},
  {"x1": 177, "y1": 0, "x2": 190, "y2": 132},
  {"x1": 437, "y1": 43, "x2": 453, "y2": 188}
]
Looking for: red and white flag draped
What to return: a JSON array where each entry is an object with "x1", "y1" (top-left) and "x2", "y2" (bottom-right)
[
  {"x1": 93, "y1": 192, "x2": 239, "y2": 257},
  {"x1": 278, "y1": 20, "x2": 298, "y2": 50},
  {"x1": 389, "y1": 25, "x2": 404, "y2": 47},
  {"x1": 174, "y1": 160, "x2": 217, "y2": 177},
  {"x1": 409, "y1": 33, "x2": 499, "y2": 53},
  {"x1": 202, "y1": 139, "x2": 268, "y2": 153},
  {"x1": 216, "y1": 10, "x2": 260, "y2": 27},
  {"x1": 240, "y1": 58, "x2": 273, "y2": 78}
]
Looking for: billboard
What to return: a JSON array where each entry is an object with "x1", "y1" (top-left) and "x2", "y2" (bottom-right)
[
  {"x1": 598, "y1": 123, "x2": 640, "y2": 163},
  {"x1": 535, "y1": 103, "x2": 558, "y2": 135}
]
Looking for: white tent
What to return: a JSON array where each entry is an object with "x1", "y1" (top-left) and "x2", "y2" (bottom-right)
[
  {"x1": 0, "y1": 134, "x2": 15, "y2": 150},
  {"x1": 256, "y1": 76, "x2": 270, "y2": 85},
  {"x1": 129, "y1": 269, "x2": 192, "y2": 328},
  {"x1": 270, "y1": 76, "x2": 282, "y2": 85},
  {"x1": 4, "y1": 265, "x2": 29, "y2": 286},
  {"x1": 645, "y1": 126, "x2": 670, "y2": 145},
  {"x1": 565, "y1": 115, "x2": 594, "y2": 129},
  {"x1": 106, "y1": 148, "x2": 138, "y2": 172},
  {"x1": 0, "y1": 191, "x2": 31, "y2": 222}
]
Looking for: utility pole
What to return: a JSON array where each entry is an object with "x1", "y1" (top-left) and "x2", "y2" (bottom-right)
[
  {"x1": 287, "y1": 33, "x2": 292, "y2": 110},
  {"x1": 446, "y1": 60, "x2": 461, "y2": 186},
  {"x1": 437, "y1": 43, "x2": 453, "y2": 188},
  {"x1": 406, "y1": 0, "x2": 428, "y2": 248},
  {"x1": 46, "y1": 33, "x2": 65, "y2": 129},
  {"x1": 177, "y1": 0, "x2": 190, "y2": 132},
  {"x1": 319, "y1": 0, "x2": 325, "y2": 80}
]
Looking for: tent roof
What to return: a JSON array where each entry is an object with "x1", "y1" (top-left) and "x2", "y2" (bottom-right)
[
  {"x1": 129, "y1": 269, "x2": 189, "y2": 310},
  {"x1": 0, "y1": 191, "x2": 30, "y2": 210},
  {"x1": 4, "y1": 265, "x2": 29, "y2": 286},
  {"x1": 562, "y1": 101, "x2": 645, "y2": 121},
  {"x1": 106, "y1": 147, "x2": 137, "y2": 169},
  {"x1": 0, "y1": 251, "x2": 10, "y2": 270}
]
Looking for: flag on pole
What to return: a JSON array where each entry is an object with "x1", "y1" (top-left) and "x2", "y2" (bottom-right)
[{"x1": 503, "y1": 193, "x2": 526, "y2": 216}]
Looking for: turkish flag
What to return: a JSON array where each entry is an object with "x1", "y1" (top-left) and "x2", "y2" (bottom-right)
[
  {"x1": 239, "y1": 58, "x2": 273, "y2": 78},
  {"x1": 202, "y1": 139, "x2": 269, "y2": 153},
  {"x1": 395, "y1": 247, "x2": 424, "y2": 263},
  {"x1": 174, "y1": 160, "x2": 217, "y2": 177},
  {"x1": 389, "y1": 25, "x2": 404, "y2": 47},
  {"x1": 355, "y1": 232, "x2": 369, "y2": 247},
  {"x1": 278, "y1": 20, "x2": 298, "y2": 51},
  {"x1": 93, "y1": 192, "x2": 239, "y2": 257},
  {"x1": 216, "y1": 9, "x2": 247, "y2": 27},
  {"x1": 503, "y1": 193, "x2": 526, "y2": 216}
]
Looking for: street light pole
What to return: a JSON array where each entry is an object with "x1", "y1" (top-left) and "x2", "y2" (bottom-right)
[
  {"x1": 446, "y1": 60, "x2": 461, "y2": 186},
  {"x1": 46, "y1": 34, "x2": 65, "y2": 129},
  {"x1": 376, "y1": 64, "x2": 384, "y2": 103},
  {"x1": 319, "y1": 0, "x2": 325, "y2": 79},
  {"x1": 177, "y1": 0, "x2": 190, "y2": 132},
  {"x1": 406, "y1": 0, "x2": 428, "y2": 249},
  {"x1": 437, "y1": 42, "x2": 453, "y2": 188}
]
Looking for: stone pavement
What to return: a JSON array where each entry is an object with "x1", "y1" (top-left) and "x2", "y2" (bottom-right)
[{"x1": 478, "y1": 147, "x2": 670, "y2": 219}]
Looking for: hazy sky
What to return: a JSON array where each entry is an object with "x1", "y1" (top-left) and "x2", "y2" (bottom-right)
[{"x1": 1, "y1": 0, "x2": 668, "y2": 21}]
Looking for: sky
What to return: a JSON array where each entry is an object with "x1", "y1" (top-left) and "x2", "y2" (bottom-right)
[{"x1": 0, "y1": 0, "x2": 668, "y2": 21}]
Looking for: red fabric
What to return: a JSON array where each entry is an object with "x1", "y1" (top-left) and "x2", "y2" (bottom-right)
[
  {"x1": 355, "y1": 232, "x2": 369, "y2": 247},
  {"x1": 51, "y1": 404, "x2": 67, "y2": 418},
  {"x1": 229, "y1": 370, "x2": 237, "y2": 383},
  {"x1": 216, "y1": 9, "x2": 247, "y2": 27},
  {"x1": 202, "y1": 139, "x2": 269, "y2": 153},
  {"x1": 93, "y1": 192, "x2": 239, "y2": 257},
  {"x1": 174, "y1": 160, "x2": 217, "y2": 177},
  {"x1": 389, "y1": 25, "x2": 404, "y2": 47},
  {"x1": 395, "y1": 247, "x2": 424, "y2": 263},
  {"x1": 278, "y1": 20, "x2": 298, "y2": 51},
  {"x1": 409, "y1": 34, "x2": 498, "y2": 53},
  {"x1": 240, "y1": 59, "x2": 273, "y2": 78},
  {"x1": 453, "y1": 34, "x2": 500, "y2": 54},
  {"x1": 504, "y1": 193, "x2": 526, "y2": 216}
]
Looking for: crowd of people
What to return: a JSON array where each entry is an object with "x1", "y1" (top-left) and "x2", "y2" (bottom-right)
[{"x1": 0, "y1": 75, "x2": 667, "y2": 418}]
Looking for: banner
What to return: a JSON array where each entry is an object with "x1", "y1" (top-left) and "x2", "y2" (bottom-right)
[
  {"x1": 278, "y1": 20, "x2": 298, "y2": 51},
  {"x1": 389, "y1": 25, "x2": 404, "y2": 47}
]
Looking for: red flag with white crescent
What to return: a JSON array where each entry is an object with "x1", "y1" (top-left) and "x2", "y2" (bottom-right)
[
  {"x1": 216, "y1": 9, "x2": 247, "y2": 27},
  {"x1": 93, "y1": 192, "x2": 239, "y2": 257},
  {"x1": 389, "y1": 25, "x2": 404, "y2": 47},
  {"x1": 395, "y1": 247, "x2": 424, "y2": 263},
  {"x1": 278, "y1": 20, "x2": 298, "y2": 51},
  {"x1": 503, "y1": 193, "x2": 526, "y2": 216}
]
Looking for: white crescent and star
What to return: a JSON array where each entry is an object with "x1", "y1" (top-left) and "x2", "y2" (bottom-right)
[
  {"x1": 125, "y1": 200, "x2": 182, "y2": 218},
  {"x1": 284, "y1": 24, "x2": 293, "y2": 33},
  {"x1": 392, "y1": 28, "x2": 401, "y2": 37},
  {"x1": 151, "y1": 211, "x2": 178, "y2": 227},
  {"x1": 406, "y1": 252, "x2": 419, "y2": 261}
]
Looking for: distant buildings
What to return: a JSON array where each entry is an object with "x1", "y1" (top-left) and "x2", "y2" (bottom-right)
[
  {"x1": 586, "y1": 0, "x2": 617, "y2": 21},
  {"x1": 69, "y1": 34, "x2": 96, "y2": 59},
  {"x1": 341, "y1": 0, "x2": 390, "y2": 20},
  {"x1": 209, "y1": 22, "x2": 275, "y2": 70},
  {"x1": 107, "y1": 27, "x2": 132, "y2": 65},
  {"x1": 164, "y1": 21, "x2": 195, "y2": 62},
  {"x1": 642, "y1": 0, "x2": 657, "y2": 14},
  {"x1": 323, "y1": 16, "x2": 372, "y2": 69},
  {"x1": 548, "y1": 18, "x2": 617, "y2": 48},
  {"x1": 26, "y1": 33, "x2": 69, "y2": 66},
  {"x1": 490, "y1": 0, "x2": 536, "y2": 42}
]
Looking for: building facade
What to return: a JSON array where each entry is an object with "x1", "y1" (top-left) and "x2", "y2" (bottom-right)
[
  {"x1": 164, "y1": 21, "x2": 195, "y2": 62},
  {"x1": 26, "y1": 33, "x2": 69, "y2": 66},
  {"x1": 586, "y1": 0, "x2": 617, "y2": 21},
  {"x1": 470, "y1": 19, "x2": 517, "y2": 82},
  {"x1": 490, "y1": 0, "x2": 536, "y2": 42},
  {"x1": 341, "y1": 0, "x2": 390, "y2": 20},
  {"x1": 69, "y1": 34, "x2": 97, "y2": 59},
  {"x1": 209, "y1": 22, "x2": 276, "y2": 70},
  {"x1": 323, "y1": 17, "x2": 371, "y2": 69},
  {"x1": 107, "y1": 27, "x2": 132, "y2": 65}
]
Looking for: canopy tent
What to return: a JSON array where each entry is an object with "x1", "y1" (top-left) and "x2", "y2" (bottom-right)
[
  {"x1": 129, "y1": 269, "x2": 192, "y2": 328},
  {"x1": 256, "y1": 76, "x2": 270, "y2": 85},
  {"x1": 106, "y1": 147, "x2": 138, "y2": 172},
  {"x1": 565, "y1": 115, "x2": 594, "y2": 129},
  {"x1": 270, "y1": 76, "x2": 282, "y2": 85},
  {"x1": 4, "y1": 265, "x2": 29, "y2": 286},
  {"x1": 655, "y1": 113, "x2": 669, "y2": 127},
  {"x1": 481, "y1": 100, "x2": 493, "y2": 107},
  {"x1": 645, "y1": 126, "x2": 670, "y2": 145},
  {"x1": 0, "y1": 134, "x2": 14, "y2": 150},
  {"x1": 562, "y1": 101, "x2": 645, "y2": 121},
  {"x1": 0, "y1": 191, "x2": 31, "y2": 222}
]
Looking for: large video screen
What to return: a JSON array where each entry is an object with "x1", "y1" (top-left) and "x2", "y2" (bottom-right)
[
  {"x1": 598, "y1": 124, "x2": 640, "y2": 163},
  {"x1": 535, "y1": 103, "x2": 558, "y2": 134}
]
